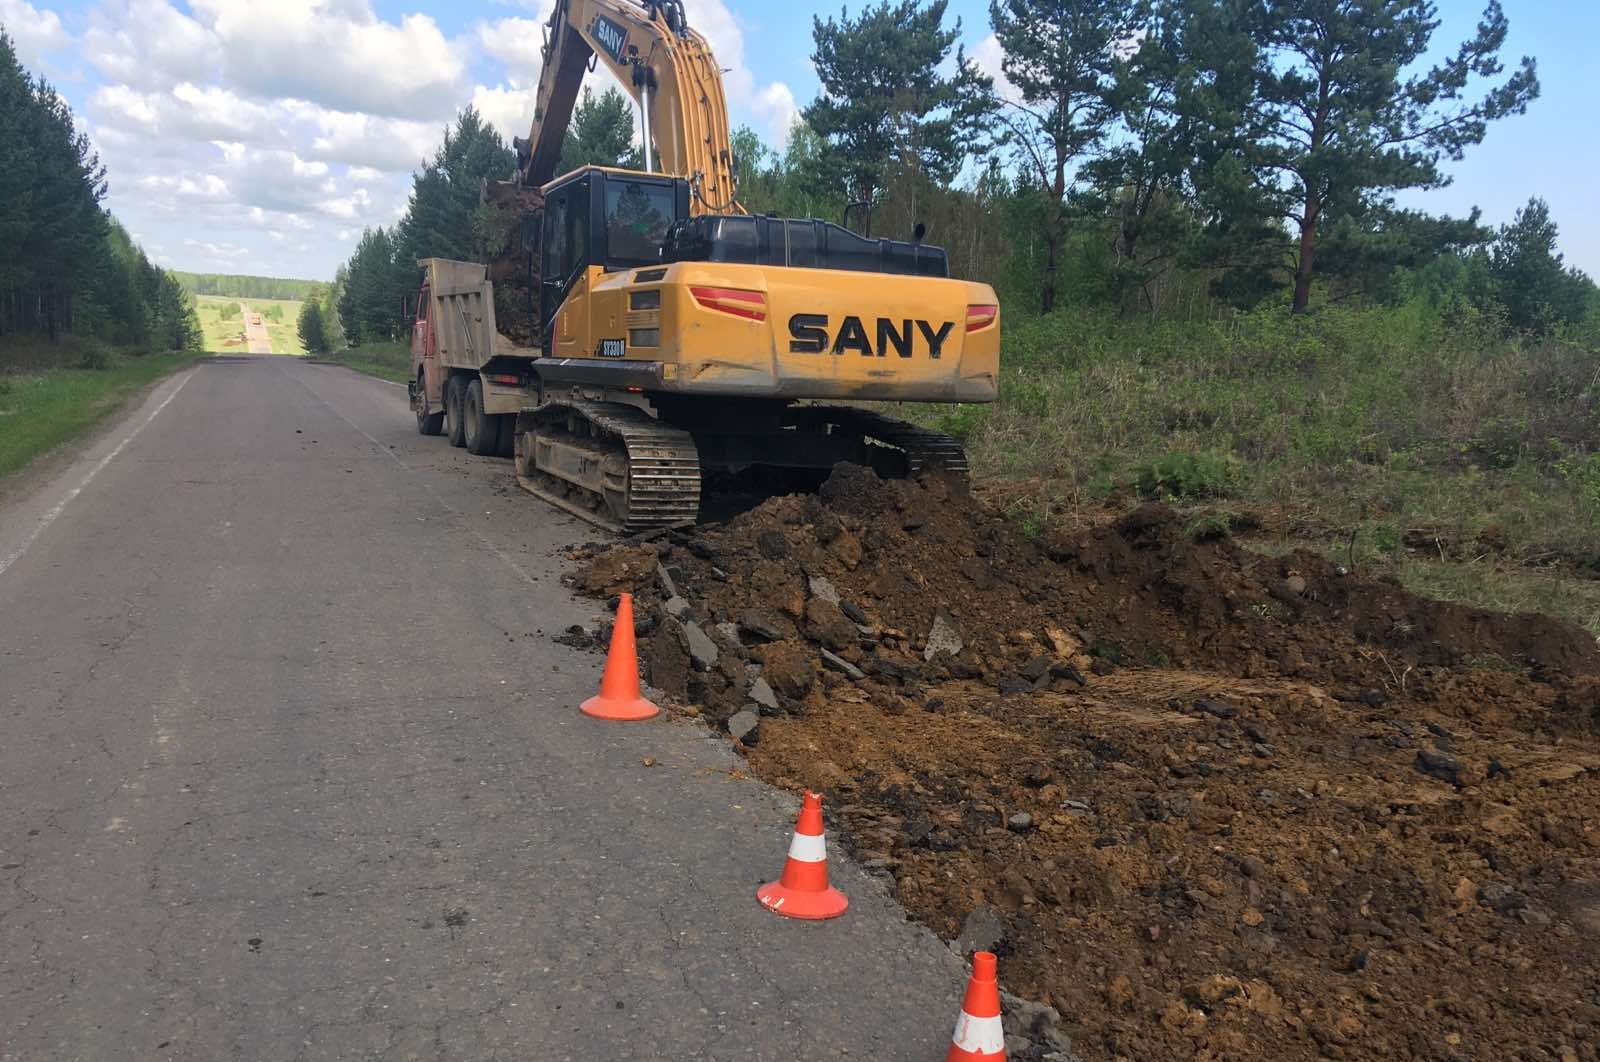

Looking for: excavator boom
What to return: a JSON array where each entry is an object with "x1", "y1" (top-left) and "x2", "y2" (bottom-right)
[{"x1": 519, "y1": 0, "x2": 742, "y2": 214}]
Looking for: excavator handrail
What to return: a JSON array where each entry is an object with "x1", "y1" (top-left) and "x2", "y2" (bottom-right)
[{"x1": 516, "y1": 0, "x2": 744, "y2": 216}]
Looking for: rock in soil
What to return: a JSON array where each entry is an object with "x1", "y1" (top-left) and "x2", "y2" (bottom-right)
[
  {"x1": 748, "y1": 676, "x2": 780, "y2": 714},
  {"x1": 680, "y1": 620, "x2": 718, "y2": 671},
  {"x1": 576, "y1": 467, "x2": 1600, "y2": 1062},
  {"x1": 727, "y1": 709, "x2": 760, "y2": 746},
  {"x1": 924, "y1": 610, "x2": 964, "y2": 661}
]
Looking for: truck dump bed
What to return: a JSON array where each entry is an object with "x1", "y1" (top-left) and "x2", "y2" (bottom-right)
[{"x1": 420, "y1": 258, "x2": 537, "y2": 370}]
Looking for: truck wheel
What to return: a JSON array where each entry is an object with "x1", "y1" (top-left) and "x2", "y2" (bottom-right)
[
  {"x1": 464, "y1": 378, "x2": 499, "y2": 456},
  {"x1": 446, "y1": 375, "x2": 467, "y2": 448},
  {"x1": 415, "y1": 374, "x2": 445, "y2": 436}
]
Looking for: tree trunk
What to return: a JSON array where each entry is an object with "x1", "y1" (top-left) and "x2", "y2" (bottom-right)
[
  {"x1": 1292, "y1": 192, "x2": 1320, "y2": 314},
  {"x1": 1040, "y1": 154, "x2": 1068, "y2": 315},
  {"x1": 1041, "y1": 222, "x2": 1058, "y2": 314}
]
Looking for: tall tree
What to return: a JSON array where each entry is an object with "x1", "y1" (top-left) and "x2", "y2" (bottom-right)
[
  {"x1": 989, "y1": 0, "x2": 1148, "y2": 312},
  {"x1": 1487, "y1": 197, "x2": 1595, "y2": 334},
  {"x1": 1081, "y1": 0, "x2": 1264, "y2": 310},
  {"x1": 560, "y1": 87, "x2": 643, "y2": 172},
  {"x1": 297, "y1": 297, "x2": 330, "y2": 354},
  {"x1": 337, "y1": 227, "x2": 399, "y2": 345},
  {"x1": 805, "y1": 0, "x2": 991, "y2": 234},
  {"x1": 1233, "y1": 0, "x2": 1538, "y2": 313}
]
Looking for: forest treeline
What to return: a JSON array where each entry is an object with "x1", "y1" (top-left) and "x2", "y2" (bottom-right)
[
  {"x1": 0, "y1": 31, "x2": 200, "y2": 357},
  {"x1": 173, "y1": 273, "x2": 321, "y2": 302},
  {"x1": 328, "y1": 0, "x2": 1597, "y2": 353}
]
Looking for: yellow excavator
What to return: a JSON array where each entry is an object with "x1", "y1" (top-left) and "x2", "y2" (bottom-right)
[{"x1": 407, "y1": 0, "x2": 999, "y2": 532}]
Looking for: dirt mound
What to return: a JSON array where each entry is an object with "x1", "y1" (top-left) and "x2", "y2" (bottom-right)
[{"x1": 573, "y1": 467, "x2": 1600, "y2": 1062}]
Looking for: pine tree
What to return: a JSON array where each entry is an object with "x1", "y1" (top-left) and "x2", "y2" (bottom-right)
[
  {"x1": 805, "y1": 0, "x2": 992, "y2": 234},
  {"x1": 560, "y1": 87, "x2": 643, "y2": 172},
  {"x1": 989, "y1": 0, "x2": 1148, "y2": 312},
  {"x1": 1488, "y1": 198, "x2": 1595, "y2": 334},
  {"x1": 297, "y1": 298, "x2": 330, "y2": 354},
  {"x1": 1231, "y1": 0, "x2": 1539, "y2": 313}
]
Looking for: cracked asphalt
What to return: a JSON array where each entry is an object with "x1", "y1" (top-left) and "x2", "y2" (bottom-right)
[{"x1": 0, "y1": 357, "x2": 965, "y2": 1060}]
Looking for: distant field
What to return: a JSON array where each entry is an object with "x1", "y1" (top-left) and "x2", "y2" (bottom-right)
[{"x1": 196, "y1": 294, "x2": 306, "y2": 355}]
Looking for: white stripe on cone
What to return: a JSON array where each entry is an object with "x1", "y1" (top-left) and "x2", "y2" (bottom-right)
[
  {"x1": 787, "y1": 830, "x2": 827, "y2": 863},
  {"x1": 951, "y1": 1012, "x2": 1005, "y2": 1054}
]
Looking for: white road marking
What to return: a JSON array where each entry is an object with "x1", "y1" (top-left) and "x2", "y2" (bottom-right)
[
  {"x1": 0, "y1": 370, "x2": 193, "y2": 581},
  {"x1": 285, "y1": 365, "x2": 545, "y2": 590}
]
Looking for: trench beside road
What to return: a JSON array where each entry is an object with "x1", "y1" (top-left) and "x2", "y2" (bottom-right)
[{"x1": 0, "y1": 357, "x2": 964, "y2": 1060}]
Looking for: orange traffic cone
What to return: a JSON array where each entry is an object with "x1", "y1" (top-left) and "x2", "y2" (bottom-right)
[
  {"x1": 756, "y1": 791, "x2": 848, "y2": 920},
  {"x1": 945, "y1": 951, "x2": 1006, "y2": 1061},
  {"x1": 580, "y1": 593, "x2": 660, "y2": 721}
]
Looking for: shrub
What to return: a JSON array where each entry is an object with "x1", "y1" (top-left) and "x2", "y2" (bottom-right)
[{"x1": 1133, "y1": 451, "x2": 1240, "y2": 500}]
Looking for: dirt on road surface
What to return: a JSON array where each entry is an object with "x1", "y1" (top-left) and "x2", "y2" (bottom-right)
[
  {"x1": 576, "y1": 465, "x2": 1600, "y2": 1062},
  {"x1": 240, "y1": 303, "x2": 272, "y2": 354}
]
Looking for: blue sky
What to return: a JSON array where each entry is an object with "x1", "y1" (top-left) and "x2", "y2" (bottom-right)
[{"x1": 6, "y1": 0, "x2": 1594, "y2": 280}]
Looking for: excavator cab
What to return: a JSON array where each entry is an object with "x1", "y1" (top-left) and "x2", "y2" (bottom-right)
[{"x1": 536, "y1": 167, "x2": 690, "y2": 347}]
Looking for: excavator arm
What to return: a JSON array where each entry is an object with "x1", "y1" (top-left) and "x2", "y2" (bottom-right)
[{"x1": 516, "y1": 0, "x2": 743, "y2": 215}]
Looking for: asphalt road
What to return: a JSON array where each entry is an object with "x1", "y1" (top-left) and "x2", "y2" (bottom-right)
[
  {"x1": 239, "y1": 306, "x2": 272, "y2": 354},
  {"x1": 0, "y1": 358, "x2": 966, "y2": 1061}
]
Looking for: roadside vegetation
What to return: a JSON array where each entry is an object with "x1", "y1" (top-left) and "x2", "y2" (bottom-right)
[
  {"x1": 0, "y1": 344, "x2": 193, "y2": 479},
  {"x1": 315, "y1": 341, "x2": 410, "y2": 384},
  {"x1": 0, "y1": 31, "x2": 200, "y2": 480}
]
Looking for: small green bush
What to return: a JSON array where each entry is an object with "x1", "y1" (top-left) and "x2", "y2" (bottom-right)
[
  {"x1": 1133, "y1": 451, "x2": 1240, "y2": 500},
  {"x1": 75, "y1": 343, "x2": 111, "y2": 370},
  {"x1": 1559, "y1": 453, "x2": 1600, "y2": 517},
  {"x1": 217, "y1": 302, "x2": 241, "y2": 320}
]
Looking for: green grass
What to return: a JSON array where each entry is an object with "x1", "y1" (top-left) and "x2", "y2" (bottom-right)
[
  {"x1": 888, "y1": 300, "x2": 1600, "y2": 633},
  {"x1": 195, "y1": 294, "x2": 306, "y2": 355},
  {"x1": 196, "y1": 294, "x2": 247, "y2": 353},
  {"x1": 0, "y1": 348, "x2": 194, "y2": 479},
  {"x1": 319, "y1": 341, "x2": 412, "y2": 384}
]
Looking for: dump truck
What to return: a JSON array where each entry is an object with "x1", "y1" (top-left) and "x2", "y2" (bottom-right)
[{"x1": 408, "y1": 0, "x2": 999, "y2": 533}]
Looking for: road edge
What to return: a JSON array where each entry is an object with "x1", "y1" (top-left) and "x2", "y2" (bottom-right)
[{"x1": 0, "y1": 355, "x2": 198, "y2": 508}]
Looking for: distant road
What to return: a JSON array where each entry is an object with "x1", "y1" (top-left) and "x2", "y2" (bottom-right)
[
  {"x1": 0, "y1": 357, "x2": 962, "y2": 1060},
  {"x1": 239, "y1": 302, "x2": 272, "y2": 353}
]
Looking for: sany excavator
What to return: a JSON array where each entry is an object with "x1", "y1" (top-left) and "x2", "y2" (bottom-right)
[{"x1": 407, "y1": 0, "x2": 999, "y2": 532}]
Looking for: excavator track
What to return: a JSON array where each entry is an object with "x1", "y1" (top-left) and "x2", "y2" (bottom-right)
[
  {"x1": 783, "y1": 405, "x2": 970, "y2": 476},
  {"x1": 516, "y1": 400, "x2": 701, "y2": 535}
]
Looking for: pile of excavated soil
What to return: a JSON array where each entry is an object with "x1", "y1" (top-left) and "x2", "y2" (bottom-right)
[{"x1": 572, "y1": 466, "x2": 1600, "y2": 1062}]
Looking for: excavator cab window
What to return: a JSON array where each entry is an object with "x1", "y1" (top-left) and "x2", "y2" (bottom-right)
[
  {"x1": 540, "y1": 177, "x2": 591, "y2": 336},
  {"x1": 603, "y1": 179, "x2": 676, "y2": 268}
]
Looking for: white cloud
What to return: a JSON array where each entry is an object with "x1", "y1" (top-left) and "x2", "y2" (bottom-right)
[
  {"x1": 476, "y1": 15, "x2": 547, "y2": 72},
  {"x1": 83, "y1": 0, "x2": 216, "y2": 92},
  {"x1": 471, "y1": 81, "x2": 539, "y2": 145},
  {"x1": 1, "y1": 0, "x2": 70, "y2": 67},
  {"x1": 971, "y1": 34, "x2": 1022, "y2": 105},
  {"x1": 752, "y1": 82, "x2": 799, "y2": 146},
  {"x1": 304, "y1": 108, "x2": 441, "y2": 172},
  {"x1": 190, "y1": 0, "x2": 467, "y2": 119},
  {"x1": 90, "y1": 82, "x2": 291, "y2": 150},
  {"x1": 136, "y1": 172, "x2": 232, "y2": 206}
]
